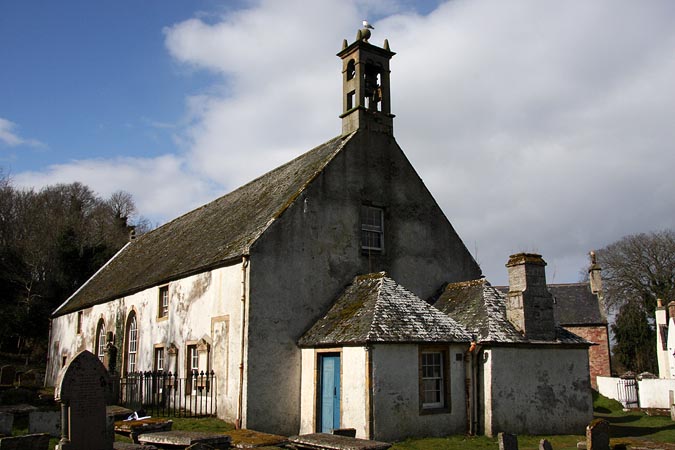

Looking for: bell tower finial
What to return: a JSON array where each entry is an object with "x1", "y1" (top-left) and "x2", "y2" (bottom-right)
[{"x1": 337, "y1": 24, "x2": 395, "y2": 136}]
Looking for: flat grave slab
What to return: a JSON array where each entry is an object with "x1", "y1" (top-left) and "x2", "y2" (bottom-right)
[
  {"x1": 223, "y1": 429, "x2": 287, "y2": 448},
  {"x1": 288, "y1": 433, "x2": 391, "y2": 450},
  {"x1": 137, "y1": 430, "x2": 231, "y2": 449}
]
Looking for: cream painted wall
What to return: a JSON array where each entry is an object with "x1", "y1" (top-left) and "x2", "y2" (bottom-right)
[
  {"x1": 340, "y1": 347, "x2": 368, "y2": 436},
  {"x1": 655, "y1": 308, "x2": 671, "y2": 379},
  {"x1": 47, "y1": 261, "x2": 247, "y2": 424}
]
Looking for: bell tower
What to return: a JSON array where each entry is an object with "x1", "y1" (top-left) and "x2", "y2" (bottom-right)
[{"x1": 337, "y1": 26, "x2": 395, "y2": 136}]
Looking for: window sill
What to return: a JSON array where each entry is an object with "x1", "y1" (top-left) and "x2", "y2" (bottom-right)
[
  {"x1": 156, "y1": 316, "x2": 168, "y2": 322},
  {"x1": 419, "y1": 406, "x2": 450, "y2": 415}
]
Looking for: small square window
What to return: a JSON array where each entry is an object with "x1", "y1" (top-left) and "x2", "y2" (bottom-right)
[
  {"x1": 158, "y1": 285, "x2": 169, "y2": 319},
  {"x1": 361, "y1": 205, "x2": 384, "y2": 252}
]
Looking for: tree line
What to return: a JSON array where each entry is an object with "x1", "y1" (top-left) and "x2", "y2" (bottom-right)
[
  {"x1": 0, "y1": 174, "x2": 149, "y2": 359},
  {"x1": 594, "y1": 229, "x2": 675, "y2": 375}
]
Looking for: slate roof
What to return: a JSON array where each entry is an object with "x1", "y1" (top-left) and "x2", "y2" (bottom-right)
[
  {"x1": 494, "y1": 283, "x2": 607, "y2": 326},
  {"x1": 298, "y1": 272, "x2": 472, "y2": 347},
  {"x1": 434, "y1": 278, "x2": 589, "y2": 345},
  {"x1": 53, "y1": 133, "x2": 354, "y2": 317}
]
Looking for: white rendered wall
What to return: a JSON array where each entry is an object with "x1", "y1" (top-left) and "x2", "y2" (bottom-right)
[
  {"x1": 483, "y1": 346, "x2": 593, "y2": 436},
  {"x1": 299, "y1": 348, "x2": 317, "y2": 435},
  {"x1": 668, "y1": 317, "x2": 675, "y2": 379},
  {"x1": 47, "y1": 262, "x2": 247, "y2": 424},
  {"x1": 637, "y1": 379, "x2": 675, "y2": 408},
  {"x1": 597, "y1": 376, "x2": 623, "y2": 403},
  {"x1": 655, "y1": 308, "x2": 671, "y2": 379},
  {"x1": 371, "y1": 344, "x2": 467, "y2": 441}
]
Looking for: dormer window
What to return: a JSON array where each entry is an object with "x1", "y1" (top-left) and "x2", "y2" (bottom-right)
[{"x1": 361, "y1": 205, "x2": 384, "y2": 252}]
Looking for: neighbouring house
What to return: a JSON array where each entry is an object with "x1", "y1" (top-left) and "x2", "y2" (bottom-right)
[
  {"x1": 434, "y1": 253, "x2": 593, "y2": 436},
  {"x1": 655, "y1": 299, "x2": 675, "y2": 379},
  {"x1": 46, "y1": 27, "x2": 592, "y2": 440},
  {"x1": 495, "y1": 252, "x2": 611, "y2": 389}
]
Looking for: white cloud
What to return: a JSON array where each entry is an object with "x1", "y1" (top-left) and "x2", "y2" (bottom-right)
[
  {"x1": 13, "y1": 0, "x2": 675, "y2": 285},
  {"x1": 0, "y1": 117, "x2": 45, "y2": 148}
]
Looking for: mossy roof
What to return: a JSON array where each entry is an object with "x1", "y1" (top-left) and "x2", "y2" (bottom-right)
[
  {"x1": 298, "y1": 272, "x2": 472, "y2": 347},
  {"x1": 53, "y1": 133, "x2": 354, "y2": 317},
  {"x1": 493, "y1": 283, "x2": 607, "y2": 326},
  {"x1": 434, "y1": 278, "x2": 589, "y2": 345}
]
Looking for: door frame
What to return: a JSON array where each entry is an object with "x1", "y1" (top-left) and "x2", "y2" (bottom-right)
[{"x1": 316, "y1": 350, "x2": 342, "y2": 433}]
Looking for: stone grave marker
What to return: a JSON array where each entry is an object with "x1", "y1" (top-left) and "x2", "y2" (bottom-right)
[
  {"x1": 29, "y1": 410, "x2": 61, "y2": 437},
  {"x1": 55, "y1": 349, "x2": 112, "y2": 450},
  {"x1": 0, "y1": 366, "x2": 15, "y2": 386},
  {"x1": 19, "y1": 370, "x2": 41, "y2": 388},
  {"x1": 0, "y1": 433, "x2": 50, "y2": 450},
  {"x1": 539, "y1": 438, "x2": 553, "y2": 450},
  {"x1": 498, "y1": 432, "x2": 519, "y2": 450},
  {"x1": 0, "y1": 413, "x2": 12, "y2": 437},
  {"x1": 586, "y1": 419, "x2": 609, "y2": 450}
]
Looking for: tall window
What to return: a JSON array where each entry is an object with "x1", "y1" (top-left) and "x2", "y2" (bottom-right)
[
  {"x1": 361, "y1": 205, "x2": 384, "y2": 251},
  {"x1": 95, "y1": 320, "x2": 106, "y2": 362},
  {"x1": 76, "y1": 311, "x2": 83, "y2": 334},
  {"x1": 126, "y1": 312, "x2": 138, "y2": 374},
  {"x1": 158, "y1": 285, "x2": 169, "y2": 319},
  {"x1": 154, "y1": 347, "x2": 165, "y2": 372},
  {"x1": 187, "y1": 344, "x2": 199, "y2": 393},
  {"x1": 419, "y1": 348, "x2": 449, "y2": 411}
]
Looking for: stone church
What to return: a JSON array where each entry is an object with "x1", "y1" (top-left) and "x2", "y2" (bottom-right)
[{"x1": 47, "y1": 27, "x2": 592, "y2": 440}]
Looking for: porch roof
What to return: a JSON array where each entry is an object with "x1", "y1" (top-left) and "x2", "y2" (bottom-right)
[{"x1": 298, "y1": 272, "x2": 471, "y2": 347}]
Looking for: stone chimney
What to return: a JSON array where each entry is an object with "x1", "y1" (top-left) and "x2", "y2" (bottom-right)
[
  {"x1": 505, "y1": 253, "x2": 556, "y2": 341},
  {"x1": 588, "y1": 251, "x2": 602, "y2": 295}
]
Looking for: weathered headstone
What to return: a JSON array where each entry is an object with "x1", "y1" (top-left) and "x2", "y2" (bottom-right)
[
  {"x1": 539, "y1": 438, "x2": 553, "y2": 450},
  {"x1": 670, "y1": 390, "x2": 674, "y2": 421},
  {"x1": 498, "y1": 432, "x2": 519, "y2": 450},
  {"x1": 55, "y1": 350, "x2": 113, "y2": 450},
  {"x1": 0, "y1": 366, "x2": 15, "y2": 386},
  {"x1": 29, "y1": 410, "x2": 61, "y2": 437},
  {"x1": 19, "y1": 370, "x2": 41, "y2": 388},
  {"x1": 0, "y1": 413, "x2": 12, "y2": 437},
  {"x1": 586, "y1": 419, "x2": 609, "y2": 450}
]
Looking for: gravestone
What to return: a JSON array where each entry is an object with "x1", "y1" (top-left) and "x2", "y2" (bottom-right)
[
  {"x1": 55, "y1": 350, "x2": 113, "y2": 450},
  {"x1": 19, "y1": 370, "x2": 41, "y2": 387},
  {"x1": 29, "y1": 410, "x2": 61, "y2": 437},
  {"x1": 0, "y1": 413, "x2": 12, "y2": 437},
  {"x1": 539, "y1": 438, "x2": 553, "y2": 450},
  {"x1": 0, "y1": 366, "x2": 15, "y2": 386},
  {"x1": 0, "y1": 433, "x2": 50, "y2": 450},
  {"x1": 586, "y1": 419, "x2": 609, "y2": 450},
  {"x1": 498, "y1": 432, "x2": 519, "y2": 450}
]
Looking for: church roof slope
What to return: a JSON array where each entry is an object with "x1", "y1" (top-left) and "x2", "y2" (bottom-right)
[
  {"x1": 54, "y1": 133, "x2": 354, "y2": 317},
  {"x1": 298, "y1": 272, "x2": 471, "y2": 347},
  {"x1": 435, "y1": 278, "x2": 589, "y2": 345}
]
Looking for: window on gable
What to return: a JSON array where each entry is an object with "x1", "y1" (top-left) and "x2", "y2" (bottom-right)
[
  {"x1": 95, "y1": 319, "x2": 106, "y2": 363},
  {"x1": 361, "y1": 205, "x2": 384, "y2": 252},
  {"x1": 419, "y1": 347, "x2": 449, "y2": 412},
  {"x1": 158, "y1": 285, "x2": 169, "y2": 319},
  {"x1": 76, "y1": 311, "x2": 83, "y2": 334}
]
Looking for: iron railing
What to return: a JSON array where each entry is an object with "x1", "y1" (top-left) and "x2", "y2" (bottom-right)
[{"x1": 119, "y1": 370, "x2": 216, "y2": 417}]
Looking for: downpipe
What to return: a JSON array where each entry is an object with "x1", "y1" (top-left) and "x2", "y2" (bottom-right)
[{"x1": 235, "y1": 255, "x2": 249, "y2": 429}]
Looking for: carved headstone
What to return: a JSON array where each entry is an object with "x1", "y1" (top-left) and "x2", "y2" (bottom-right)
[
  {"x1": 55, "y1": 350, "x2": 113, "y2": 450},
  {"x1": 19, "y1": 369, "x2": 41, "y2": 387},
  {"x1": 498, "y1": 432, "x2": 519, "y2": 450},
  {"x1": 539, "y1": 438, "x2": 553, "y2": 450},
  {"x1": 29, "y1": 411, "x2": 61, "y2": 437},
  {"x1": 0, "y1": 412, "x2": 12, "y2": 437},
  {"x1": 0, "y1": 366, "x2": 15, "y2": 386},
  {"x1": 586, "y1": 419, "x2": 610, "y2": 450}
]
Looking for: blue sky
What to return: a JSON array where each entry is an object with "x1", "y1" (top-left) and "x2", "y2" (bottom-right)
[{"x1": 2, "y1": 0, "x2": 674, "y2": 286}]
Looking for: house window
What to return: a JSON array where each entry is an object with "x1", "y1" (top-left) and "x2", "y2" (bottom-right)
[
  {"x1": 154, "y1": 347, "x2": 165, "y2": 372},
  {"x1": 95, "y1": 320, "x2": 106, "y2": 362},
  {"x1": 76, "y1": 311, "x2": 83, "y2": 334},
  {"x1": 361, "y1": 205, "x2": 384, "y2": 251},
  {"x1": 125, "y1": 312, "x2": 138, "y2": 374},
  {"x1": 419, "y1": 347, "x2": 449, "y2": 412},
  {"x1": 158, "y1": 285, "x2": 169, "y2": 319},
  {"x1": 187, "y1": 344, "x2": 199, "y2": 393}
]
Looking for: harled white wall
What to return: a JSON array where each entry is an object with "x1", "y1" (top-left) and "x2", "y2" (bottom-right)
[{"x1": 47, "y1": 261, "x2": 247, "y2": 424}]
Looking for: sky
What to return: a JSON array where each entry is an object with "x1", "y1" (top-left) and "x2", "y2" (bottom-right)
[{"x1": 1, "y1": 0, "x2": 674, "y2": 286}]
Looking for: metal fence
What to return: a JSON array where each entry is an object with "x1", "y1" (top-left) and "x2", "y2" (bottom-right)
[{"x1": 119, "y1": 370, "x2": 217, "y2": 417}]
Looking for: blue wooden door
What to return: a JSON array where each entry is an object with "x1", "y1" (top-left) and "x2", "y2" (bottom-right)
[{"x1": 319, "y1": 354, "x2": 340, "y2": 433}]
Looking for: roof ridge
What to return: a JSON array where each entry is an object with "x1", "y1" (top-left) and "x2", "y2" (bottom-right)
[{"x1": 366, "y1": 275, "x2": 387, "y2": 341}]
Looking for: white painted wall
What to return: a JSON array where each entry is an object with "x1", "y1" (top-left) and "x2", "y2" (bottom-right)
[
  {"x1": 47, "y1": 262, "x2": 247, "y2": 424},
  {"x1": 371, "y1": 344, "x2": 467, "y2": 441},
  {"x1": 597, "y1": 376, "x2": 623, "y2": 403},
  {"x1": 483, "y1": 346, "x2": 593, "y2": 436},
  {"x1": 668, "y1": 317, "x2": 675, "y2": 379},
  {"x1": 655, "y1": 307, "x2": 671, "y2": 379},
  {"x1": 638, "y1": 379, "x2": 675, "y2": 408},
  {"x1": 299, "y1": 348, "x2": 317, "y2": 435}
]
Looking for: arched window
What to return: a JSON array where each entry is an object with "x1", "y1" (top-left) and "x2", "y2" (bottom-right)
[
  {"x1": 95, "y1": 319, "x2": 106, "y2": 362},
  {"x1": 125, "y1": 311, "x2": 138, "y2": 374}
]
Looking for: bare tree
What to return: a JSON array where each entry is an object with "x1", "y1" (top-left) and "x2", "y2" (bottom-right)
[{"x1": 596, "y1": 230, "x2": 675, "y2": 313}]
